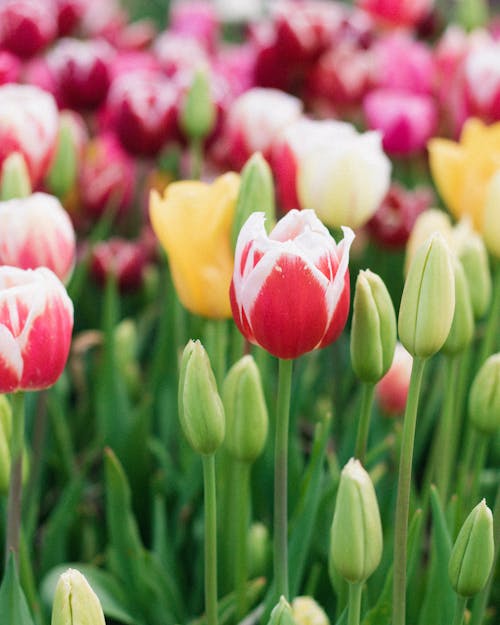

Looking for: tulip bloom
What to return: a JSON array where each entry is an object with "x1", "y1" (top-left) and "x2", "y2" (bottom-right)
[
  {"x1": 150, "y1": 173, "x2": 240, "y2": 318},
  {"x1": 0, "y1": 85, "x2": 59, "y2": 187},
  {"x1": 0, "y1": 266, "x2": 73, "y2": 393},
  {"x1": 464, "y1": 42, "x2": 500, "y2": 123},
  {"x1": 357, "y1": 0, "x2": 433, "y2": 28},
  {"x1": 0, "y1": 0, "x2": 57, "y2": 58},
  {"x1": 428, "y1": 118, "x2": 500, "y2": 232},
  {"x1": 230, "y1": 210, "x2": 354, "y2": 359},
  {"x1": 0, "y1": 193, "x2": 76, "y2": 284},
  {"x1": 376, "y1": 343, "x2": 413, "y2": 416}
]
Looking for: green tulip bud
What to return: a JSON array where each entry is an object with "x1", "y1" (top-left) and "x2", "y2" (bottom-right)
[
  {"x1": 454, "y1": 221, "x2": 492, "y2": 319},
  {"x1": 247, "y1": 522, "x2": 270, "y2": 578},
  {"x1": 51, "y1": 568, "x2": 105, "y2": 625},
  {"x1": 222, "y1": 355, "x2": 268, "y2": 463},
  {"x1": 45, "y1": 114, "x2": 78, "y2": 198},
  {"x1": 178, "y1": 340, "x2": 225, "y2": 455},
  {"x1": 267, "y1": 596, "x2": 296, "y2": 625},
  {"x1": 398, "y1": 232, "x2": 455, "y2": 358},
  {"x1": 292, "y1": 597, "x2": 330, "y2": 625},
  {"x1": 231, "y1": 152, "x2": 275, "y2": 250},
  {"x1": 448, "y1": 500, "x2": 494, "y2": 597},
  {"x1": 180, "y1": 69, "x2": 216, "y2": 141},
  {"x1": 0, "y1": 152, "x2": 31, "y2": 200},
  {"x1": 441, "y1": 257, "x2": 474, "y2": 356},
  {"x1": 329, "y1": 458, "x2": 383, "y2": 583},
  {"x1": 350, "y1": 270, "x2": 396, "y2": 383},
  {"x1": 469, "y1": 353, "x2": 500, "y2": 435}
]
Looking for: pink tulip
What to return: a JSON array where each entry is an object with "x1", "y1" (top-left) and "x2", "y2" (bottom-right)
[
  {"x1": 363, "y1": 88, "x2": 437, "y2": 156},
  {"x1": 104, "y1": 70, "x2": 178, "y2": 156},
  {"x1": 170, "y1": 1, "x2": 219, "y2": 54},
  {"x1": 357, "y1": 0, "x2": 433, "y2": 28},
  {"x1": 91, "y1": 237, "x2": 148, "y2": 292},
  {"x1": 219, "y1": 88, "x2": 303, "y2": 170},
  {"x1": 0, "y1": 51, "x2": 21, "y2": 85},
  {"x1": 54, "y1": 0, "x2": 85, "y2": 36},
  {"x1": 78, "y1": 0, "x2": 127, "y2": 41},
  {"x1": 230, "y1": 210, "x2": 354, "y2": 359},
  {"x1": 464, "y1": 41, "x2": 500, "y2": 122},
  {"x1": 376, "y1": 343, "x2": 413, "y2": 416},
  {"x1": 153, "y1": 31, "x2": 209, "y2": 78},
  {"x1": 0, "y1": 84, "x2": 59, "y2": 187},
  {"x1": 47, "y1": 38, "x2": 114, "y2": 109},
  {"x1": 0, "y1": 193, "x2": 76, "y2": 283},
  {"x1": 0, "y1": 0, "x2": 57, "y2": 59},
  {"x1": 0, "y1": 266, "x2": 73, "y2": 393}
]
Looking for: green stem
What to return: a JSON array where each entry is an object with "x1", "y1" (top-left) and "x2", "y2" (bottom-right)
[
  {"x1": 190, "y1": 137, "x2": 203, "y2": 180},
  {"x1": 202, "y1": 454, "x2": 218, "y2": 625},
  {"x1": 205, "y1": 320, "x2": 227, "y2": 389},
  {"x1": 5, "y1": 392, "x2": 25, "y2": 567},
  {"x1": 392, "y1": 357, "x2": 426, "y2": 625},
  {"x1": 469, "y1": 433, "x2": 488, "y2": 508},
  {"x1": 274, "y1": 358, "x2": 293, "y2": 600},
  {"x1": 354, "y1": 383, "x2": 375, "y2": 464},
  {"x1": 435, "y1": 355, "x2": 460, "y2": 501},
  {"x1": 480, "y1": 260, "x2": 500, "y2": 364},
  {"x1": 348, "y1": 582, "x2": 363, "y2": 625},
  {"x1": 234, "y1": 460, "x2": 251, "y2": 621},
  {"x1": 452, "y1": 595, "x2": 467, "y2": 625}
]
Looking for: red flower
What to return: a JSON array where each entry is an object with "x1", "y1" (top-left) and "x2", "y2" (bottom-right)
[
  {"x1": 230, "y1": 210, "x2": 354, "y2": 359},
  {"x1": 0, "y1": 266, "x2": 73, "y2": 393}
]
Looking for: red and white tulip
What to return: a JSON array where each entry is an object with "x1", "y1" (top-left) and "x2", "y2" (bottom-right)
[
  {"x1": 0, "y1": 266, "x2": 73, "y2": 393},
  {"x1": 230, "y1": 210, "x2": 354, "y2": 359},
  {"x1": 376, "y1": 343, "x2": 413, "y2": 416},
  {"x1": 0, "y1": 193, "x2": 76, "y2": 284}
]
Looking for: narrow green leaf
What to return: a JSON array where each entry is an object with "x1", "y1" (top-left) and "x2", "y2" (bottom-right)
[{"x1": 0, "y1": 555, "x2": 35, "y2": 625}]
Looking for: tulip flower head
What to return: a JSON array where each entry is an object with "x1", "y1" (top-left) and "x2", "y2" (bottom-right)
[
  {"x1": 230, "y1": 209, "x2": 354, "y2": 359},
  {"x1": 0, "y1": 193, "x2": 76, "y2": 284},
  {"x1": 0, "y1": 266, "x2": 73, "y2": 393},
  {"x1": 376, "y1": 342, "x2": 413, "y2": 416},
  {"x1": 150, "y1": 173, "x2": 240, "y2": 318}
]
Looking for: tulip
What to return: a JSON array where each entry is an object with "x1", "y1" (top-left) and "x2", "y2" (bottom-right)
[
  {"x1": 221, "y1": 88, "x2": 303, "y2": 170},
  {"x1": 0, "y1": 266, "x2": 73, "y2": 393},
  {"x1": 376, "y1": 343, "x2": 413, "y2": 416},
  {"x1": 483, "y1": 171, "x2": 500, "y2": 258},
  {"x1": 230, "y1": 209, "x2": 354, "y2": 359},
  {"x1": 0, "y1": 51, "x2": 21, "y2": 86},
  {"x1": 428, "y1": 117, "x2": 500, "y2": 233},
  {"x1": 363, "y1": 89, "x2": 438, "y2": 156},
  {"x1": 357, "y1": 0, "x2": 433, "y2": 28},
  {"x1": 0, "y1": 153, "x2": 32, "y2": 201},
  {"x1": 0, "y1": 193, "x2": 76, "y2": 284},
  {"x1": 150, "y1": 172, "x2": 240, "y2": 318},
  {"x1": 441, "y1": 257, "x2": 474, "y2": 356},
  {"x1": 0, "y1": 0, "x2": 57, "y2": 59},
  {"x1": 404, "y1": 209, "x2": 454, "y2": 275},
  {"x1": 169, "y1": 1, "x2": 219, "y2": 54},
  {"x1": 267, "y1": 597, "x2": 295, "y2": 625},
  {"x1": 51, "y1": 568, "x2": 105, "y2": 625},
  {"x1": 0, "y1": 85, "x2": 58, "y2": 187},
  {"x1": 464, "y1": 41, "x2": 500, "y2": 122},
  {"x1": 91, "y1": 237, "x2": 148, "y2": 292},
  {"x1": 55, "y1": 0, "x2": 85, "y2": 37},
  {"x1": 292, "y1": 596, "x2": 330, "y2": 625},
  {"x1": 105, "y1": 70, "x2": 178, "y2": 156},
  {"x1": 295, "y1": 124, "x2": 391, "y2": 229},
  {"x1": 469, "y1": 353, "x2": 500, "y2": 435},
  {"x1": 153, "y1": 31, "x2": 209, "y2": 78}
]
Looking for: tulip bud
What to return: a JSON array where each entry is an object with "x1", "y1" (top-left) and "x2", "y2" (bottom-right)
[
  {"x1": 178, "y1": 340, "x2": 225, "y2": 455},
  {"x1": 180, "y1": 69, "x2": 216, "y2": 140},
  {"x1": 483, "y1": 171, "x2": 500, "y2": 259},
  {"x1": 51, "y1": 568, "x2": 105, "y2": 625},
  {"x1": 398, "y1": 233, "x2": 455, "y2": 358},
  {"x1": 231, "y1": 152, "x2": 275, "y2": 251},
  {"x1": 329, "y1": 458, "x2": 382, "y2": 583},
  {"x1": 404, "y1": 209, "x2": 453, "y2": 275},
  {"x1": 247, "y1": 522, "x2": 270, "y2": 579},
  {"x1": 350, "y1": 270, "x2": 396, "y2": 383},
  {"x1": 469, "y1": 353, "x2": 500, "y2": 435},
  {"x1": 0, "y1": 153, "x2": 32, "y2": 200},
  {"x1": 222, "y1": 355, "x2": 268, "y2": 463},
  {"x1": 292, "y1": 597, "x2": 330, "y2": 625},
  {"x1": 448, "y1": 500, "x2": 494, "y2": 597},
  {"x1": 46, "y1": 115, "x2": 78, "y2": 198},
  {"x1": 454, "y1": 222, "x2": 492, "y2": 319},
  {"x1": 441, "y1": 257, "x2": 474, "y2": 356},
  {"x1": 0, "y1": 395, "x2": 12, "y2": 494},
  {"x1": 267, "y1": 596, "x2": 295, "y2": 625}
]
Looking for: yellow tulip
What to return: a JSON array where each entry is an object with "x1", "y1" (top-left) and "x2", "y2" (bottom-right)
[
  {"x1": 428, "y1": 118, "x2": 500, "y2": 237},
  {"x1": 150, "y1": 172, "x2": 240, "y2": 318}
]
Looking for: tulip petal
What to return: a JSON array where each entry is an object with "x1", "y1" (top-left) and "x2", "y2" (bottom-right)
[{"x1": 0, "y1": 325, "x2": 22, "y2": 392}]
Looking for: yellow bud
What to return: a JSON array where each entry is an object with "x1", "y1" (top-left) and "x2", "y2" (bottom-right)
[
  {"x1": 51, "y1": 568, "x2": 106, "y2": 625},
  {"x1": 292, "y1": 596, "x2": 330, "y2": 625}
]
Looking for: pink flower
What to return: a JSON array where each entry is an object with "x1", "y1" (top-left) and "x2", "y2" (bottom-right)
[
  {"x1": 0, "y1": 266, "x2": 73, "y2": 393},
  {"x1": 153, "y1": 31, "x2": 209, "y2": 78},
  {"x1": 47, "y1": 38, "x2": 114, "y2": 109},
  {"x1": 170, "y1": 1, "x2": 219, "y2": 54},
  {"x1": 90, "y1": 237, "x2": 148, "y2": 291},
  {"x1": 220, "y1": 88, "x2": 303, "y2": 170},
  {"x1": 357, "y1": 0, "x2": 433, "y2": 28},
  {"x1": 104, "y1": 70, "x2": 179, "y2": 156},
  {"x1": 78, "y1": 133, "x2": 136, "y2": 221},
  {"x1": 464, "y1": 41, "x2": 500, "y2": 122},
  {"x1": 0, "y1": 0, "x2": 57, "y2": 59},
  {"x1": 230, "y1": 210, "x2": 354, "y2": 359},
  {"x1": 54, "y1": 0, "x2": 85, "y2": 36},
  {"x1": 0, "y1": 84, "x2": 59, "y2": 186},
  {"x1": 376, "y1": 343, "x2": 413, "y2": 416},
  {"x1": 363, "y1": 88, "x2": 437, "y2": 156},
  {"x1": 0, "y1": 51, "x2": 21, "y2": 85},
  {"x1": 0, "y1": 193, "x2": 76, "y2": 283}
]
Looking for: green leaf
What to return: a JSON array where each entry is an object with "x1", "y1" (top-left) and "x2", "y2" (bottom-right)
[
  {"x1": 417, "y1": 487, "x2": 455, "y2": 625},
  {"x1": 0, "y1": 555, "x2": 35, "y2": 625},
  {"x1": 40, "y1": 564, "x2": 135, "y2": 625}
]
